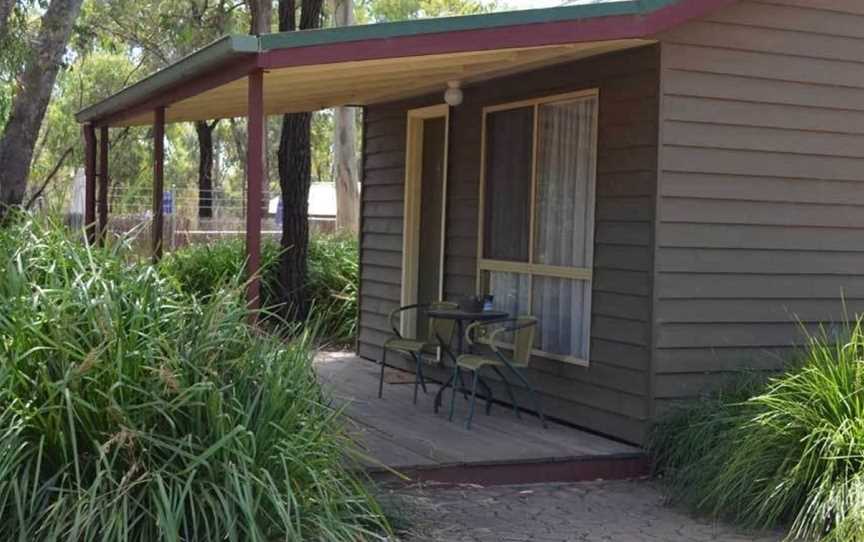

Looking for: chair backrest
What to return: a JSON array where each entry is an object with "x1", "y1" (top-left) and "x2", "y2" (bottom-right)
[
  {"x1": 509, "y1": 316, "x2": 537, "y2": 366},
  {"x1": 426, "y1": 301, "x2": 458, "y2": 346}
]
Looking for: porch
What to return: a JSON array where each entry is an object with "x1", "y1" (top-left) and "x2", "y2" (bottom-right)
[{"x1": 315, "y1": 351, "x2": 646, "y2": 485}]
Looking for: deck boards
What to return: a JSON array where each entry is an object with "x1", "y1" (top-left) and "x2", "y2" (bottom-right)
[{"x1": 314, "y1": 352, "x2": 639, "y2": 471}]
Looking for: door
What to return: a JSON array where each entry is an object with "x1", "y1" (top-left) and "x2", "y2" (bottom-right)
[{"x1": 401, "y1": 105, "x2": 449, "y2": 337}]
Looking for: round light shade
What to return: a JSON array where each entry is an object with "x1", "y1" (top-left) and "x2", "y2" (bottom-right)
[{"x1": 444, "y1": 81, "x2": 463, "y2": 107}]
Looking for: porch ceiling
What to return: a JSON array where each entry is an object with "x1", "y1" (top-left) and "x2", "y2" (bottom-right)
[{"x1": 115, "y1": 39, "x2": 651, "y2": 127}]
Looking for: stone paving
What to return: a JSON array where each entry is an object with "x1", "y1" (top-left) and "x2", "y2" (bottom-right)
[{"x1": 384, "y1": 480, "x2": 784, "y2": 542}]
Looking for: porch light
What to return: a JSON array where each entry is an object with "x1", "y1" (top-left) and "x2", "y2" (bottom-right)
[{"x1": 444, "y1": 81, "x2": 463, "y2": 107}]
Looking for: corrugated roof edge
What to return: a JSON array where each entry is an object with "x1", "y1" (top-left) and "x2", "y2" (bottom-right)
[
  {"x1": 76, "y1": 35, "x2": 259, "y2": 123},
  {"x1": 76, "y1": 0, "x2": 685, "y2": 124}
]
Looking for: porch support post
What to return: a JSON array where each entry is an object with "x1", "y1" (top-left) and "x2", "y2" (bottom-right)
[
  {"x1": 83, "y1": 123, "x2": 97, "y2": 244},
  {"x1": 245, "y1": 69, "x2": 264, "y2": 316},
  {"x1": 97, "y1": 126, "x2": 109, "y2": 246},
  {"x1": 152, "y1": 107, "x2": 166, "y2": 262}
]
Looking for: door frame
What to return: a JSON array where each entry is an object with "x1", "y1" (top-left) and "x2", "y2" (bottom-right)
[{"x1": 400, "y1": 103, "x2": 450, "y2": 336}]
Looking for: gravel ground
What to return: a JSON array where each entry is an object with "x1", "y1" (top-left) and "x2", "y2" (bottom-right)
[{"x1": 381, "y1": 480, "x2": 784, "y2": 542}]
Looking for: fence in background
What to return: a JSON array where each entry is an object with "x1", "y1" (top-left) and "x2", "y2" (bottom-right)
[{"x1": 101, "y1": 184, "x2": 336, "y2": 254}]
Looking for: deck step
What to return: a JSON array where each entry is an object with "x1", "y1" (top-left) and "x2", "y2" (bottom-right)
[{"x1": 368, "y1": 452, "x2": 650, "y2": 487}]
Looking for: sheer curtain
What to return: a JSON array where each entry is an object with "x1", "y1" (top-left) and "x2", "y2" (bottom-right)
[{"x1": 532, "y1": 97, "x2": 598, "y2": 358}]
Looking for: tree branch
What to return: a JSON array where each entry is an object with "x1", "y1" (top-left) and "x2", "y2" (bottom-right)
[{"x1": 25, "y1": 145, "x2": 74, "y2": 209}]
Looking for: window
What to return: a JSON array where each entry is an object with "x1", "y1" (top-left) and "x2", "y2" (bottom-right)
[{"x1": 478, "y1": 91, "x2": 598, "y2": 364}]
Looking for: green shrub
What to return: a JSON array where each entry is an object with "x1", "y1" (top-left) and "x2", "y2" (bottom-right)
[
  {"x1": 0, "y1": 218, "x2": 389, "y2": 541},
  {"x1": 160, "y1": 234, "x2": 358, "y2": 343},
  {"x1": 652, "y1": 322, "x2": 864, "y2": 542}
]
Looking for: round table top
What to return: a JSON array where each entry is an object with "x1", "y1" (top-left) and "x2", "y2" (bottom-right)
[{"x1": 426, "y1": 308, "x2": 509, "y2": 321}]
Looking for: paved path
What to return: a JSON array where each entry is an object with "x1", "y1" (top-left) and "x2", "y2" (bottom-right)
[{"x1": 384, "y1": 480, "x2": 783, "y2": 542}]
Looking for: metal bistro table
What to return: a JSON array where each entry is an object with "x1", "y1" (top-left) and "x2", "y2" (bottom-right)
[{"x1": 427, "y1": 307, "x2": 508, "y2": 415}]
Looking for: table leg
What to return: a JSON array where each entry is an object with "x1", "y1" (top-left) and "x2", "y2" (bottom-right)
[{"x1": 433, "y1": 327, "x2": 459, "y2": 413}]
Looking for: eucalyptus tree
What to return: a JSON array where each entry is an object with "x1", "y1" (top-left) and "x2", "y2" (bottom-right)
[
  {"x1": 276, "y1": 0, "x2": 324, "y2": 320},
  {"x1": 0, "y1": 0, "x2": 15, "y2": 37},
  {"x1": 330, "y1": 0, "x2": 359, "y2": 233},
  {"x1": 0, "y1": 0, "x2": 84, "y2": 223}
]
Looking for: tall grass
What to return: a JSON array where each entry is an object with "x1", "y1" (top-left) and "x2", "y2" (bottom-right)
[
  {"x1": 652, "y1": 321, "x2": 864, "y2": 542},
  {"x1": 0, "y1": 218, "x2": 389, "y2": 541},
  {"x1": 160, "y1": 234, "x2": 358, "y2": 342}
]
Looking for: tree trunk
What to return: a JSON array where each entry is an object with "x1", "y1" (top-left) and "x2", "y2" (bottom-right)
[
  {"x1": 278, "y1": 112, "x2": 313, "y2": 318},
  {"x1": 247, "y1": 0, "x2": 272, "y2": 34},
  {"x1": 276, "y1": 0, "x2": 322, "y2": 319},
  {"x1": 195, "y1": 120, "x2": 217, "y2": 219},
  {"x1": 331, "y1": 0, "x2": 359, "y2": 232},
  {"x1": 0, "y1": 0, "x2": 84, "y2": 222},
  {"x1": 0, "y1": 0, "x2": 15, "y2": 38}
]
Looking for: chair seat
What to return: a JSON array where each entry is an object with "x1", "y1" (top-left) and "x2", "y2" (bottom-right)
[
  {"x1": 457, "y1": 354, "x2": 526, "y2": 371},
  {"x1": 384, "y1": 337, "x2": 431, "y2": 353}
]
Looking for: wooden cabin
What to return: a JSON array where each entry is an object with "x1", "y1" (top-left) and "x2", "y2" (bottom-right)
[{"x1": 78, "y1": 0, "x2": 864, "y2": 445}]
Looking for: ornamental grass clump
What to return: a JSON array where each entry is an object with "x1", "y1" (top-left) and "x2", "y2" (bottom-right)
[
  {"x1": 0, "y1": 218, "x2": 389, "y2": 541},
  {"x1": 652, "y1": 320, "x2": 864, "y2": 542},
  {"x1": 160, "y1": 234, "x2": 359, "y2": 343}
]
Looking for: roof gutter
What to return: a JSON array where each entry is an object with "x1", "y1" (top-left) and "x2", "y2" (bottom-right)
[{"x1": 75, "y1": 35, "x2": 259, "y2": 124}]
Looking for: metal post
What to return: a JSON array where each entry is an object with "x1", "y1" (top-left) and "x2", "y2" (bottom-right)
[
  {"x1": 152, "y1": 107, "x2": 166, "y2": 261},
  {"x1": 246, "y1": 70, "x2": 264, "y2": 315},
  {"x1": 98, "y1": 125, "x2": 109, "y2": 246},
  {"x1": 83, "y1": 124, "x2": 97, "y2": 244}
]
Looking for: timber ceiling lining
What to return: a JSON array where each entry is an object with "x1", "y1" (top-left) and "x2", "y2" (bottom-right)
[{"x1": 118, "y1": 39, "x2": 653, "y2": 126}]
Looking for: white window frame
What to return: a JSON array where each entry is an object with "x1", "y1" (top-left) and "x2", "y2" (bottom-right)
[{"x1": 475, "y1": 89, "x2": 599, "y2": 366}]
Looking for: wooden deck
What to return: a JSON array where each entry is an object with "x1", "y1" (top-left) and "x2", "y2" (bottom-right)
[{"x1": 315, "y1": 352, "x2": 647, "y2": 485}]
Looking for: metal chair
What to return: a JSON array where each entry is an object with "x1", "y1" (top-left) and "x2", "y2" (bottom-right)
[
  {"x1": 455, "y1": 316, "x2": 548, "y2": 429},
  {"x1": 379, "y1": 301, "x2": 458, "y2": 404}
]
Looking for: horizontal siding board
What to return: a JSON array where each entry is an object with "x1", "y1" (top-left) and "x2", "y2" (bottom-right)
[
  {"x1": 362, "y1": 216, "x2": 403, "y2": 234},
  {"x1": 362, "y1": 184, "x2": 404, "y2": 203},
  {"x1": 658, "y1": 247, "x2": 864, "y2": 274},
  {"x1": 596, "y1": 196, "x2": 653, "y2": 222},
  {"x1": 663, "y1": 20, "x2": 864, "y2": 63},
  {"x1": 595, "y1": 222, "x2": 651, "y2": 246},
  {"x1": 657, "y1": 298, "x2": 862, "y2": 324},
  {"x1": 664, "y1": 43, "x2": 864, "y2": 88},
  {"x1": 361, "y1": 264, "x2": 401, "y2": 285},
  {"x1": 591, "y1": 339, "x2": 651, "y2": 372},
  {"x1": 592, "y1": 316, "x2": 650, "y2": 347},
  {"x1": 659, "y1": 223, "x2": 864, "y2": 252},
  {"x1": 363, "y1": 167, "x2": 405, "y2": 185},
  {"x1": 593, "y1": 291, "x2": 650, "y2": 321},
  {"x1": 664, "y1": 120, "x2": 864, "y2": 158},
  {"x1": 655, "y1": 346, "x2": 793, "y2": 374},
  {"x1": 764, "y1": 0, "x2": 864, "y2": 16},
  {"x1": 362, "y1": 280, "x2": 401, "y2": 300},
  {"x1": 595, "y1": 245, "x2": 651, "y2": 272},
  {"x1": 664, "y1": 95, "x2": 864, "y2": 134},
  {"x1": 360, "y1": 295, "x2": 399, "y2": 316},
  {"x1": 657, "y1": 273, "x2": 863, "y2": 299},
  {"x1": 361, "y1": 250, "x2": 402, "y2": 268},
  {"x1": 661, "y1": 173, "x2": 864, "y2": 205},
  {"x1": 663, "y1": 70, "x2": 864, "y2": 112},
  {"x1": 594, "y1": 269, "x2": 651, "y2": 296},
  {"x1": 661, "y1": 198, "x2": 864, "y2": 228},
  {"x1": 657, "y1": 322, "x2": 822, "y2": 349},
  {"x1": 705, "y1": 1, "x2": 864, "y2": 38},
  {"x1": 663, "y1": 146, "x2": 864, "y2": 181},
  {"x1": 654, "y1": 372, "x2": 751, "y2": 399}
]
